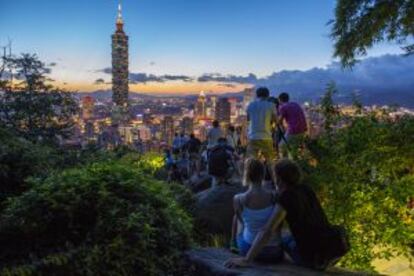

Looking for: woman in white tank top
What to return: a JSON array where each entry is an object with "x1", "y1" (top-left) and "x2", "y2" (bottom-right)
[{"x1": 230, "y1": 158, "x2": 283, "y2": 262}]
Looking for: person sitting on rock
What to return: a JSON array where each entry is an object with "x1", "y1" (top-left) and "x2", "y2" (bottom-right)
[
  {"x1": 225, "y1": 159, "x2": 348, "y2": 270},
  {"x1": 230, "y1": 158, "x2": 283, "y2": 263}
]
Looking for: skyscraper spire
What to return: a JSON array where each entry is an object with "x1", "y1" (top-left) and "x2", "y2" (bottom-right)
[
  {"x1": 116, "y1": 1, "x2": 123, "y2": 26},
  {"x1": 112, "y1": 0, "x2": 129, "y2": 112}
]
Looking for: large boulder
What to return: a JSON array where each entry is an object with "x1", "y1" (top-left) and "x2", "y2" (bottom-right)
[
  {"x1": 195, "y1": 183, "x2": 245, "y2": 236},
  {"x1": 188, "y1": 174, "x2": 212, "y2": 193},
  {"x1": 185, "y1": 248, "x2": 368, "y2": 276}
]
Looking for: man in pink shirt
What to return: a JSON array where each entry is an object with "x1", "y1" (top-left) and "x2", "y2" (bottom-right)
[{"x1": 278, "y1": 93, "x2": 307, "y2": 158}]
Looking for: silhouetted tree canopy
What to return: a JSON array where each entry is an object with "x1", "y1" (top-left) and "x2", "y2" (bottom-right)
[
  {"x1": 331, "y1": 0, "x2": 414, "y2": 66},
  {"x1": 0, "y1": 54, "x2": 79, "y2": 145}
]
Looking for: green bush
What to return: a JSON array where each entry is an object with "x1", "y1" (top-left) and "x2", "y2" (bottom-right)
[
  {"x1": 0, "y1": 128, "x2": 60, "y2": 202},
  {"x1": 0, "y1": 159, "x2": 193, "y2": 275},
  {"x1": 301, "y1": 115, "x2": 414, "y2": 271}
]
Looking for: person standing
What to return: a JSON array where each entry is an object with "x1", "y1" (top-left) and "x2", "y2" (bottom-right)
[
  {"x1": 184, "y1": 133, "x2": 202, "y2": 177},
  {"x1": 278, "y1": 93, "x2": 307, "y2": 159},
  {"x1": 207, "y1": 120, "x2": 223, "y2": 149},
  {"x1": 227, "y1": 125, "x2": 239, "y2": 149},
  {"x1": 172, "y1": 133, "x2": 181, "y2": 151},
  {"x1": 246, "y1": 87, "x2": 277, "y2": 162}
]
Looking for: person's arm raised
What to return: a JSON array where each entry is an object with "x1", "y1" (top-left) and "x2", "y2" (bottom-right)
[{"x1": 224, "y1": 204, "x2": 287, "y2": 268}]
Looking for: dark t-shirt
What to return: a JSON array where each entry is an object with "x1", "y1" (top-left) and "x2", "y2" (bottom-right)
[
  {"x1": 186, "y1": 138, "x2": 201, "y2": 153},
  {"x1": 278, "y1": 184, "x2": 329, "y2": 263}
]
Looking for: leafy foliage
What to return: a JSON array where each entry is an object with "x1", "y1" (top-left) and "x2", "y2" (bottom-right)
[
  {"x1": 331, "y1": 0, "x2": 414, "y2": 66},
  {"x1": 0, "y1": 54, "x2": 79, "y2": 145},
  {"x1": 0, "y1": 158, "x2": 193, "y2": 275},
  {"x1": 319, "y1": 82, "x2": 340, "y2": 135},
  {"x1": 0, "y1": 127, "x2": 60, "y2": 203},
  {"x1": 302, "y1": 114, "x2": 414, "y2": 271}
]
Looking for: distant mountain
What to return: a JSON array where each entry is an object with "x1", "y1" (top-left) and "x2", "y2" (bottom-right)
[{"x1": 76, "y1": 54, "x2": 414, "y2": 108}]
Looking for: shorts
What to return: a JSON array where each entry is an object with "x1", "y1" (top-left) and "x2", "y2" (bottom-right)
[
  {"x1": 247, "y1": 139, "x2": 276, "y2": 161},
  {"x1": 237, "y1": 234, "x2": 283, "y2": 263}
]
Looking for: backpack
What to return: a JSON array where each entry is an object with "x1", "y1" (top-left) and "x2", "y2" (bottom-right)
[
  {"x1": 187, "y1": 138, "x2": 201, "y2": 153},
  {"x1": 208, "y1": 146, "x2": 231, "y2": 177},
  {"x1": 288, "y1": 185, "x2": 350, "y2": 270},
  {"x1": 314, "y1": 225, "x2": 350, "y2": 270}
]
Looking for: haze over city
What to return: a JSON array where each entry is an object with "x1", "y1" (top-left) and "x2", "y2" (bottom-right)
[{"x1": 1, "y1": 0, "x2": 412, "y2": 99}]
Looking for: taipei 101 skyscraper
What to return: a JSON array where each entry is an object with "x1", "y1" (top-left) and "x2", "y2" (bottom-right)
[{"x1": 112, "y1": 2, "x2": 129, "y2": 108}]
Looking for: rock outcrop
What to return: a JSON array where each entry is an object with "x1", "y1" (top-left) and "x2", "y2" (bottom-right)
[
  {"x1": 195, "y1": 183, "x2": 245, "y2": 235},
  {"x1": 185, "y1": 248, "x2": 368, "y2": 276},
  {"x1": 188, "y1": 174, "x2": 212, "y2": 193}
]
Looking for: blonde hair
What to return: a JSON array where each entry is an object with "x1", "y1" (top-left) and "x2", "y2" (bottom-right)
[{"x1": 243, "y1": 158, "x2": 265, "y2": 186}]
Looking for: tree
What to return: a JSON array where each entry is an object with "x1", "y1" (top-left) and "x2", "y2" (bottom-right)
[
  {"x1": 331, "y1": 0, "x2": 414, "y2": 66},
  {"x1": 0, "y1": 54, "x2": 78, "y2": 145},
  {"x1": 0, "y1": 157, "x2": 193, "y2": 275},
  {"x1": 320, "y1": 82, "x2": 340, "y2": 134},
  {"x1": 351, "y1": 91, "x2": 363, "y2": 115},
  {"x1": 303, "y1": 114, "x2": 414, "y2": 271}
]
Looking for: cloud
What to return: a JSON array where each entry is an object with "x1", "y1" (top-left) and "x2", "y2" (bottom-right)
[
  {"x1": 162, "y1": 75, "x2": 193, "y2": 82},
  {"x1": 217, "y1": 83, "x2": 238, "y2": 88},
  {"x1": 94, "y1": 55, "x2": 414, "y2": 106},
  {"x1": 94, "y1": 78, "x2": 106, "y2": 85},
  {"x1": 97, "y1": 68, "x2": 194, "y2": 84},
  {"x1": 129, "y1": 73, "x2": 193, "y2": 83},
  {"x1": 128, "y1": 73, "x2": 159, "y2": 83},
  {"x1": 198, "y1": 73, "x2": 258, "y2": 83},
  {"x1": 96, "y1": 67, "x2": 112, "y2": 74},
  {"x1": 252, "y1": 54, "x2": 414, "y2": 106}
]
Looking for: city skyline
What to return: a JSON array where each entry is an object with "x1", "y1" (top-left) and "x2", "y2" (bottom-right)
[{"x1": 0, "y1": 0, "x2": 408, "y2": 95}]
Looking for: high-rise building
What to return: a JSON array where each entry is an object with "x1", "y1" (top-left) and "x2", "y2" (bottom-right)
[
  {"x1": 112, "y1": 2, "x2": 129, "y2": 108},
  {"x1": 242, "y1": 87, "x2": 255, "y2": 114},
  {"x1": 181, "y1": 116, "x2": 194, "y2": 134},
  {"x1": 210, "y1": 95, "x2": 217, "y2": 116},
  {"x1": 162, "y1": 116, "x2": 175, "y2": 145},
  {"x1": 215, "y1": 97, "x2": 231, "y2": 125},
  {"x1": 81, "y1": 96, "x2": 95, "y2": 120},
  {"x1": 195, "y1": 91, "x2": 207, "y2": 119}
]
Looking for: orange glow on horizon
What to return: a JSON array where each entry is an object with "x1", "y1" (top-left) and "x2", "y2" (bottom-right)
[{"x1": 54, "y1": 80, "x2": 251, "y2": 95}]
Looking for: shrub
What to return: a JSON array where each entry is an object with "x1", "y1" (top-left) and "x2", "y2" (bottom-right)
[
  {"x1": 0, "y1": 159, "x2": 193, "y2": 275},
  {"x1": 301, "y1": 115, "x2": 414, "y2": 271},
  {"x1": 0, "y1": 128, "x2": 60, "y2": 202}
]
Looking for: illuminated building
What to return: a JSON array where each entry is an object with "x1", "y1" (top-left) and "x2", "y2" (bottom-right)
[
  {"x1": 242, "y1": 87, "x2": 255, "y2": 114},
  {"x1": 181, "y1": 116, "x2": 194, "y2": 134},
  {"x1": 162, "y1": 116, "x2": 174, "y2": 145},
  {"x1": 210, "y1": 95, "x2": 217, "y2": 117},
  {"x1": 112, "y1": 2, "x2": 129, "y2": 108},
  {"x1": 215, "y1": 97, "x2": 231, "y2": 125},
  {"x1": 228, "y1": 97, "x2": 238, "y2": 123},
  {"x1": 136, "y1": 125, "x2": 152, "y2": 141},
  {"x1": 195, "y1": 91, "x2": 207, "y2": 119},
  {"x1": 84, "y1": 121, "x2": 95, "y2": 140},
  {"x1": 81, "y1": 96, "x2": 95, "y2": 120}
]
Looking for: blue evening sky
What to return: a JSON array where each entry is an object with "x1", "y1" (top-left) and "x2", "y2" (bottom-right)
[{"x1": 0, "y1": 0, "x2": 403, "y2": 92}]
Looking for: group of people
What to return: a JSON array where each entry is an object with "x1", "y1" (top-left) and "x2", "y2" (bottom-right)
[
  {"x1": 164, "y1": 87, "x2": 348, "y2": 270},
  {"x1": 246, "y1": 87, "x2": 307, "y2": 161},
  {"x1": 226, "y1": 157, "x2": 348, "y2": 270},
  {"x1": 164, "y1": 120, "x2": 243, "y2": 184}
]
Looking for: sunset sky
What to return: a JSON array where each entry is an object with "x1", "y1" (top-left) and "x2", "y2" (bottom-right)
[{"x1": 0, "y1": 0, "x2": 404, "y2": 94}]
